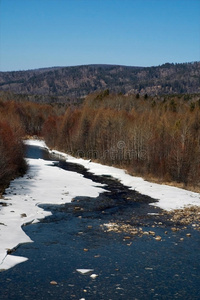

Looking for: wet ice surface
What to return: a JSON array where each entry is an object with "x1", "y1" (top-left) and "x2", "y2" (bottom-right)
[{"x1": 0, "y1": 144, "x2": 200, "y2": 299}]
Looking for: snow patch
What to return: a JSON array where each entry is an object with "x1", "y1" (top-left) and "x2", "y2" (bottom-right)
[
  {"x1": 76, "y1": 269, "x2": 94, "y2": 275},
  {"x1": 0, "y1": 142, "x2": 105, "y2": 271},
  {"x1": 1, "y1": 139, "x2": 200, "y2": 271},
  {"x1": 36, "y1": 139, "x2": 200, "y2": 211},
  {"x1": 51, "y1": 150, "x2": 200, "y2": 211}
]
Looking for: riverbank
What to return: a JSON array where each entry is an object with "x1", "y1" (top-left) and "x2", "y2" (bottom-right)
[
  {"x1": 1, "y1": 139, "x2": 200, "y2": 272},
  {"x1": 45, "y1": 141, "x2": 200, "y2": 234},
  {"x1": 0, "y1": 143, "x2": 104, "y2": 271},
  {"x1": 39, "y1": 141, "x2": 200, "y2": 212}
]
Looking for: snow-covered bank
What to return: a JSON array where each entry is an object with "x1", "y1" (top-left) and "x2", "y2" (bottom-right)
[
  {"x1": 1, "y1": 139, "x2": 200, "y2": 271},
  {"x1": 0, "y1": 142, "x2": 105, "y2": 271},
  {"x1": 48, "y1": 145, "x2": 200, "y2": 211}
]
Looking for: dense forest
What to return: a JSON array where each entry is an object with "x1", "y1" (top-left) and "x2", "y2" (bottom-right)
[
  {"x1": 0, "y1": 62, "x2": 200, "y2": 102},
  {"x1": 0, "y1": 90, "x2": 200, "y2": 194}
]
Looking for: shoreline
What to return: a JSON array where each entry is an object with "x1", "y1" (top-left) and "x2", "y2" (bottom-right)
[
  {"x1": 0, "y1": 139, "x2": 200, "y2": 272},
  {"x1": 0, "y1": 143, "x2": 104, "y2": 271},
  {"x1": 32, "y1": 140, "x2": 200, "y2": 211}
]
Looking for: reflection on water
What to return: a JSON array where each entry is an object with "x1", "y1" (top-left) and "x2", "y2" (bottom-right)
[
  {"x1": 25, "y1": 145, "x2": 53, "y2": 160},
  {"x1": 0, "y1": 145, "x2": 200, "y2": 300}
]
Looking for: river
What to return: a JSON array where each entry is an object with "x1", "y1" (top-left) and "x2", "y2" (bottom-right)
[{"x1": 0, "y1": 144, "x2": 200, "y2": 299}]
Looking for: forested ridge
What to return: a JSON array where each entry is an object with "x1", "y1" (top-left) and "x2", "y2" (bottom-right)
[
  {"x1": 0, "y1": 62, "x2": 199, "y2": 102},
  {"x1": 1, "y1": 91, "x2": 200, "y2": 194}
]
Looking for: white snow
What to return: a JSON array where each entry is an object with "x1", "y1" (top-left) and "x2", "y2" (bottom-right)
[
  {"x1": 49, "y1": 148, "x2": 200, "y2": 211},
  {"x1": 24, "y1": 139, "x2": 47, "y2": 148},
  {"x1": 0, "y1": 139, "x2": 200, "y2": 271},
  {"x1": 90, "y1": 273, "x2": 98, "y2": 279},
  {"x1": 76, "y1": 269, "x2": 94, "y2": 275},
  {"x1": 0, "y1": 141, "x2": 105, "y2": 271}
]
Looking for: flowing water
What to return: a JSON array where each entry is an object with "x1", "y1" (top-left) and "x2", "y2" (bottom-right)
[{"x1": 0, "y1": 145, "x2": 200, "y2": 300}]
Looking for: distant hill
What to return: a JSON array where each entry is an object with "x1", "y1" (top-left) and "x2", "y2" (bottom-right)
[{"x1": 0, "y1": 62, "x2": 199, "y2": 102}]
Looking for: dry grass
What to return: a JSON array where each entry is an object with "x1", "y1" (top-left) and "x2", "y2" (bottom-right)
[{"x1": 126, "y1": 168, "x2": 200, "y2": 194}]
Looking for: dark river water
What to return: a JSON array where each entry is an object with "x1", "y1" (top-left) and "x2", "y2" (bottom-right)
[{"x1": 0, "y1": 145, "x2": 200, "y2": 300}]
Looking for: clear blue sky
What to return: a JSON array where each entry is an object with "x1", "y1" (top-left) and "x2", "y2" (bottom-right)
[{"x1": 0, "y1": 0, "x2": 199, "y2": 71}]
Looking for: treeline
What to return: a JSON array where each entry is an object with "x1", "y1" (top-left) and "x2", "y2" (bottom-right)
[
  {"x1": 0, "y1": 99, "x2": 66, "y2": 193},
  {"x1": 0, "y1": 91, "x2": 200, "y2": 192},
  {"x1": 42, "y1": 92, "x2": 200, "y2": 188}
]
